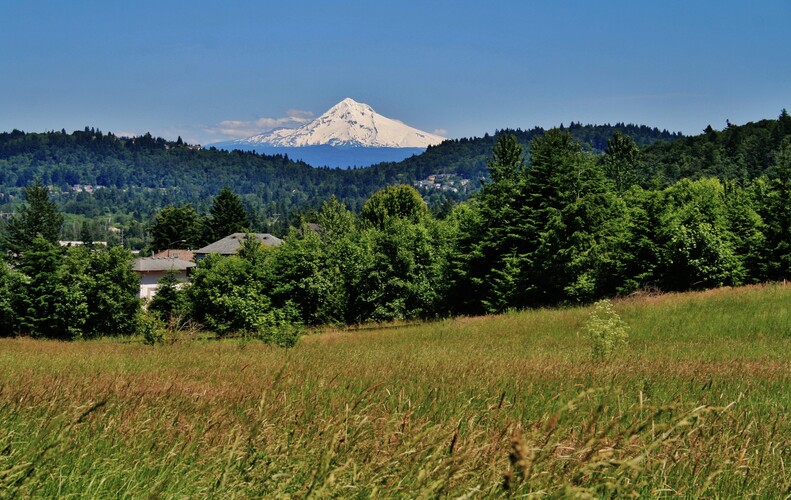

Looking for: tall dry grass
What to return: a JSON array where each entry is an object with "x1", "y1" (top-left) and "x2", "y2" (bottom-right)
[{"x1": 0, "y1": 284, "x2": 789, "y2": 496}]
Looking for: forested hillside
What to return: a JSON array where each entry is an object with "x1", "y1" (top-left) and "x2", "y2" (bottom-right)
[
  {"x1": 3, "y1": 111, "x2": 789, "y2": 250},
  {"x1": 640, "y1": 110, "x2": 791, "y2": 182},
  {"x1": 0, "y1": 123, "x2": 679, "y2": 243},
  {"x1": 3, "y1": 123, "x2": 790, "y2": 340}
]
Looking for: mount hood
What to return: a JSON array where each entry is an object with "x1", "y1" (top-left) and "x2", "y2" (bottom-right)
[{"x1": 235, "y1": 98, "x2": 445, "y2": 149}]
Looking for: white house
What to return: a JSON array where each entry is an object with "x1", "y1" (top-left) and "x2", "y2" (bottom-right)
[{"x1": 132, "y1": 257, "x2": 195, "y2": 300}]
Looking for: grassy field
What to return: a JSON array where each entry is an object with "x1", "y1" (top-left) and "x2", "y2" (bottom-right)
[{"x1": 1, "y1": 285, "x2": 789, "y2": 497}]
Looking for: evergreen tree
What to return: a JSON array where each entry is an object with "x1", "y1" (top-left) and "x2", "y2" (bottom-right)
[
  {"x1": 205, "y1": 187, "x2": 251, "y2": 242},
  {"x1": 12, "y1": 241, "x2": 140, "y2": 339},
  {"x1": 444, "y1": 200, "x2": 486, "y2": 315},
  {"x1": 83, "y1": 245, "x2": 141, "y2": 337},
  {"x1": 602, "y1": 131, "x2": 640, "y2": 194},
  {"x1": 16, "y1": 236, "x2": 84, "y2": 339},
  {"x1": 2, "y1": 179, "x2": 64, "y2": 258},
  {"x1": 80, "y1": 221, "x2": 98, "y2": 249},
  {"x1": 759, "y1": 138, "x2": 791, "y2": 279},
  {"x1": 522, "y1": 130, "x2": 630, "y2": 304},
  {"x1": 474, "y1": 133, "x2": 532, "y2": 312},
  {"x1": 488, "y1": 133, "x2": 526, "y2": 183}
]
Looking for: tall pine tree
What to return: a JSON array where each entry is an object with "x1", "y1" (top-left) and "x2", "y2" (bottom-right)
[
  {"x1": 2, "y1": 179, "x2": 64, "y2": 259},
  {"x1": 524, "y1": 130, "x2": 629, "y2": 304},
  {"x1": 602, "y1": 131, "x2": 640, "y2": 194},
  {"x1": 449, "y1": 133, "x2": 533, "y2": 313},
  {"x1": 205, "y1": 187, "x2": 251, "y2": 242}
]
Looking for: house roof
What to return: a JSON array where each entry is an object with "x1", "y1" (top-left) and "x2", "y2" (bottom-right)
[
  {"x1": 152, "y1": 249, "x2": 195, "y2": 261},
  {"x1": 194, "y1": 232, "x2": 283, "y2": 256},
  {"x1": 132, "y1": 257, "x2": 196, "y2": 273}
]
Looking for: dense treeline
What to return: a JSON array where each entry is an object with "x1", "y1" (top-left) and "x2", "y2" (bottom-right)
[
  {"x1": 147, "y1": 125, "x2": 789, "y2": 340},
  {"x1": 0, "y1": 181, "x2": 140, "y2": 338},
  {"x1": 1, "y1": 112, "x2": 790, "y2": 341},
  {"x1": 640, "y1": 110, "x2": 791, "y2": 183},
  {"x1": 0, "y1": 124, "x2": 680, "y2": 244}
]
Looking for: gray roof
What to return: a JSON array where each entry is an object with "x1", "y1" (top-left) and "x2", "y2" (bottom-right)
[
  {"x1": 133, "y1": 257, "x2": 196, "y2": 272},
  {"x1": 195, "y1": 232, "x2": 283, "y2": 256}
]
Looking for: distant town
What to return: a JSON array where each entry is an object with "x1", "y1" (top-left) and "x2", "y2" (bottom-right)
[{"x1": 413, "y1": 173, "x2": 471, "y2": 194}]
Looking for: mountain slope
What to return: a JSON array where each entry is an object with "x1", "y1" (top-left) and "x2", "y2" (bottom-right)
[{"x1": 236, "y1": 98, "x2": 445, "y2": 148}]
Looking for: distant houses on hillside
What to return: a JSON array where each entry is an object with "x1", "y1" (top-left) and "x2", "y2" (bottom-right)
[{"x1": 413, "y1": 174, "x2": 470, "y2": 194}]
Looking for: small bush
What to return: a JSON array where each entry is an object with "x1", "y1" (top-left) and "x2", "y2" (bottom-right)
[
  {"x1": 584, "y1": 299, "x2": 629, "y2": 361},
  {"x1": 138, "y1": 312, "x2": 166, "y2": 345},
  {"x1": 148, "y1": 271, "x2": 190, "y2": 324},
  {"x1": 258, "y1": 302, "x2": 303, "y2": 348}
]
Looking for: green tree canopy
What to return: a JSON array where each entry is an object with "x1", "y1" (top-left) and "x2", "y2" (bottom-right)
[
  {"x1": 2, "y1": 179, "x2": 64, "y2": 257},
  {"x1": 602, "y1": 131, "x2": 640, "y2": 194},
  {"x1": 150, "y1": 204, "x2": 204, "y2": 251},
  {"x1": 360, "y1": 185, "x2": 428, "y2": 230}
]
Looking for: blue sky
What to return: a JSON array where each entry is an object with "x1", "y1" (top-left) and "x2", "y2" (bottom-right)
[{"x1": 2, "y1": 1, "x2": 789, "y2": 145}]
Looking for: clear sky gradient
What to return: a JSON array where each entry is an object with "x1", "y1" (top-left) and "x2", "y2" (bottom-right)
[{"x1": 2, "y1": 1, "x2": 789, "y2": 145}]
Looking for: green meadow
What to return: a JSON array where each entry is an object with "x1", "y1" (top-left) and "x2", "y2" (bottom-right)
[{"x1": 1, "y1": 284, "x2": 789, "y2": 497}]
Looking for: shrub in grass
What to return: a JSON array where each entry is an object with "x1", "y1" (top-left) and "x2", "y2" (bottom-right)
[
  {"x1": 257, "y1": 301, "x2": 302, "y2": 348},
  {"x1": 138, "y1": 312, "x2": 165, "y2": 345},
  {"x1": 585, "y1": 299, "x2": 629, "y2": 361},
  {"x1": 148, "y1": 271, "x2": 190, "y2": 324}
]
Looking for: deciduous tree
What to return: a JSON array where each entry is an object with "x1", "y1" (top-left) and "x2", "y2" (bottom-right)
[
  {"x1": 150, "y1": 204, "x2": 204, "y2": 251},
  {"x1": 360, "y1": 185, "x2": 428, "y2": 230}
]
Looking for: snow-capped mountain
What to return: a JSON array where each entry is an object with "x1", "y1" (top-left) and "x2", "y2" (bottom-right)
[{"x1": 235, "y1": 98, "x2": 445, "y2": 149}]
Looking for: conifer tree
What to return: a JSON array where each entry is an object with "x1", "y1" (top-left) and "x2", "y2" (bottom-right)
[
  {"x1": 602, "y1": 131, "x2": 640, "y2": 194},
  {"x1": 761, "y1": 137, "x2": 791, "y2": 279},
  {"x1": 2, "y1": 179, "x2": 64, "y2": 258},
  {"x1": 524, "y1": 130, "x2": 629, "y2": 304},
  {"x1": 451, "y1": 133, "x2": 532, "y2": 313},
  {"x1": 206, "y1": 187, "x2": 251, "y2": 242}
]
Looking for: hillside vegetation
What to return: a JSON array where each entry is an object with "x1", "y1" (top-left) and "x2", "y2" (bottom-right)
[
  {"x1": 3, "y1": 119, "x2": 790, "y2": 340},
  {"x1": 0, "y1": 123, "x2": 679, "y2": 239},
  {"x1": 2, "y1": 111, "x2": 789, "y2": 249},
  {"x1": 1, "y1": 285, "x2": 788, "y2": 497}
]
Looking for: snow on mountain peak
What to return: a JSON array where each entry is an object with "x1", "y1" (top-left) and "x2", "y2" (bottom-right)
[{"x1": 237, "y1": 98, "x2": 445, "y2": 148}]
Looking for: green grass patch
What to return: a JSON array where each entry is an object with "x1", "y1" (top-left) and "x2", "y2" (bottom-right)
[{"x1": 1, "y1": 285, "x2": 789, "y2": 497}]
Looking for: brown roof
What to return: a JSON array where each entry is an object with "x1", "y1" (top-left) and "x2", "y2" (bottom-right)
[{"x1": 152, "y1": 249, "x2": 195, "y2": 261}]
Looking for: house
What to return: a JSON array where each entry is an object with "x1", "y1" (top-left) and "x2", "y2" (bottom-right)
[
  {"x1": 194, "y1": 232, "x2": 283, "y2": 261},
  {"x1": 133, "y1": 257, "x2": 195, "y2": 300},
  {"x1": 152, "y1": 248, "x2": 194, "y2": 261}
]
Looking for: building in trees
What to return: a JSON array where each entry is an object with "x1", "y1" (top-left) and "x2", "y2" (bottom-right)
[
  {"x1": 133, "y1": 257, "x2": 196, "y2": 300},
  {"x1": 194, "y1": 232, "x2": 283, "y2": 261}
]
